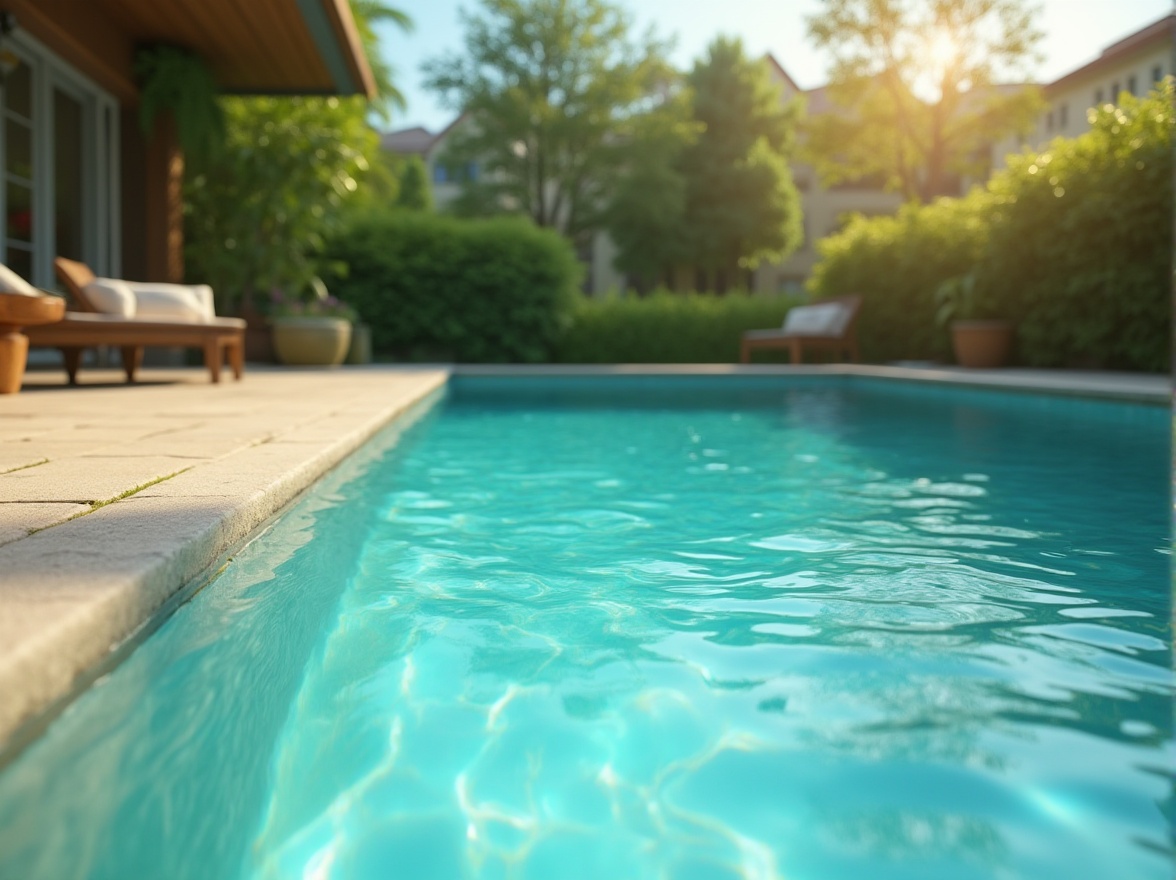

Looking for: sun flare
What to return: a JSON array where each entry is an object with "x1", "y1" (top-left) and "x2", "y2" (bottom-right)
[{"x1": 928, "y1": 30, "x2": 960, "y2": 70}]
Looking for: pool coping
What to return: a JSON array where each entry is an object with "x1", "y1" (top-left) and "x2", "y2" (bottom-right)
[
  {"x1": 0, "y1": 367, "x2": 450, "y2": 760},
  {"x1": 453, "y1": 363, "x2": 1172, "y2": 405},
  {"x1": 0, "y1": 362, "x2": 1167, "y2": 761}
]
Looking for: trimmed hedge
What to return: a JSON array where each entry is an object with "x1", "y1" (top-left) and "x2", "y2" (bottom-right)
[
  {"x1": 552, "y1": 290, "x2": 803, "y2": 363},
  {"x1": 981, "y1": 90, "x2": 1172, "y2": 370},
  {"x1": 327, "y1": 212, "x2": 580, "y2": 362},
  {"x1": 809, "y1": 83, "x2": 1173, "y2": 371},
  {"x1": 807, "y1": 191, "x2": 992, "y2": 363}
]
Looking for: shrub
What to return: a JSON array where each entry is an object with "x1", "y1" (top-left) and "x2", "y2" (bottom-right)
[
  {"x1": 809, "y1": 83, "x2": 1173, "y2": 371},
  {"x1": 552, "y1": 290, "x2": 803, "y2": 363},
  {"x1": 979, "y1": 85, "x2": 1173, "y2": 371},
  {"x1": 807, "y1": 190, "x2": 992, "y2": 362},
  {"x1": 327, "y1": 212, "x2": 580, "y2": 362}
]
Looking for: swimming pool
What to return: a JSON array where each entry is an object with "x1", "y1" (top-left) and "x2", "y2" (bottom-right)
[{"x1": 0, "y1": 376, "x2": 1169, "y2": 879}]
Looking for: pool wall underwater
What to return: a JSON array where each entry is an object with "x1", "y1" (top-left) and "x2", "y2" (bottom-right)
[{"x1": 0, "y1": 372, "x2": 1170, "y2": 879}]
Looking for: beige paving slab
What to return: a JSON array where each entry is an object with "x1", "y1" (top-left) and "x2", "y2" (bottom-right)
[
  {"x1": 86, "y1": 432, "x2": 267, "y2": 461},
  {"x1": 0, "y1": 456, "x2": 194, "y2": 504},
  {"x1": 0, "y1": 502, "x2": 90, "y2": 546},
  {"x1": 0, "y1": 365, "x2": 449, "y2": 751}
]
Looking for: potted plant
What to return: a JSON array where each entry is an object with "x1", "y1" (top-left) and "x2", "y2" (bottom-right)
[
  {"x1": 270, "y1": 278, "x2": 355, "y2": 367},
  {"x1": 935, "y1": 274, "x2": 1013, "y2": 368}
]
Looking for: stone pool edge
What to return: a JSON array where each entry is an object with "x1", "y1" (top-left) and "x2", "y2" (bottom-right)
[
  {"x1": 453, "y1": 363, "x2": 1171, "y2": 406},
  {"x1": 0, "y1": 369, "x2": 450, "y2": 759}
]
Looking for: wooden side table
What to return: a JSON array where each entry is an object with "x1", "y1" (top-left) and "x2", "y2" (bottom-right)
[{"x1": 0, "y1": 293, "x2": 66, "y2": 394}]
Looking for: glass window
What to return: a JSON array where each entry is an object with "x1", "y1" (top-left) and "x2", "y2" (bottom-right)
[
  {"x1": 432, "y1": 164, "x2": 448, "y2": 183},
  {"x1": 1059, "y1": 104, "x2": 1068, "y2": 128},
  {"x1": 4, "y1": 116, "x2": 30, "y2": 180},
  {"x1": 1153, "y1": 65, "x2": 1163, "y2": 83},
  {"x1": 1127, "y1": 75, "x2": 1137, "y2": 96},
  {"x1": 1111, "y1": 82, "x2": 1120, "y2": 99},
  {"x1": 6, "y1": 179, "x2": 30, "y2": 242},
  {"x1": 5, "y1": 59, "x2": 30, "y2": 120},
  {"x1": 1095, "y1": 88, "x2": 1103, "y2": 104},
  {"x1": 54, "y1": 89, "x2": 84, "y2": 261},
  {"x1": 1, "y1": 37, "x2": 118, "y2": 284},
  {"x1": 5, "y1": 241, "x2": 30, "y2": 279}
]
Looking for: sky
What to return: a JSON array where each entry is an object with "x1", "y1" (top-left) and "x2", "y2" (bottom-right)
[{"x1": 374, "y1": 0, "x2": 1174, "y2": 133}]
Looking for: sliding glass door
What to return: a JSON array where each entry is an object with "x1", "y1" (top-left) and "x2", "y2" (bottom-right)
[
  {"x1": 4, "y1": 57, "x2": 33, "y2": 281},
  {"x1": 0, "y1": 34, "x2": 118, "y2": 288}
]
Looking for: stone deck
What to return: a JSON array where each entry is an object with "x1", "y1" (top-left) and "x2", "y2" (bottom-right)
[
  {"x1": 0, "y1": 363, "x2": 1167, "y2": 756},
  {"x1": 0, "y1": 365, "x2": 449, "y2": 754}
]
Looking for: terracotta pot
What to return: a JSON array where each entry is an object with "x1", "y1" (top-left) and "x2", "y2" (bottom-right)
[
  {"x1": 951, "y1": 320, "x2": 1013, "y2": 369},
  {"x1": 272, "y1": 317, "x2": 351, "y2": 367}
]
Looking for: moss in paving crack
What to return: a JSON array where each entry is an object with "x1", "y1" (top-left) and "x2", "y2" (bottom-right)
[
  {"x1": 26, "y1": 467, "x2": 193, "y2": 534},
  {"x1": 1, "y1": 458, "x2": 49, "y2": 476}
]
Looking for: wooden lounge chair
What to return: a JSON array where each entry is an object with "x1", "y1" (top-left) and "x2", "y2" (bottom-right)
[
  {"x1": 740, "y1": 295, "x2": 862, "y2": 364},
  {"x1": 26, "y1": 258, "x2": 245, "y2": 384}
]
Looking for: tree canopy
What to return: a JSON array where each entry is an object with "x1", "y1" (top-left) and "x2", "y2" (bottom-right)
[
  {"x1": 394, "y1": 155, "x2": 433, "y2": 211},
  {"x1": 805, "y1": 0, "x2": 1044, "y2": 202},
  {"x1": 183, "y1": 2, "x2": 410, "y2": 312},
  {"x1": 422, "y1": 0, "x2": 674, "y2": 240},
  {"x1": 680, "y1": 37, "x2": 803, "y2": 286},
  {"x1": 184, "y1": 97, "x2": 379, "y2": 312},
  {"x1": 605, "y1": 38, "x2": 803, "y2": 290}
]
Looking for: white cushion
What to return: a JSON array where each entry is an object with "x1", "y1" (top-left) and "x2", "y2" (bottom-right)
[
  {"x1": 0, "y1": 262, "x2": 38, "y2": 296},
  {"x1": 83, "y1": 278, "x2": 137, "y2": 318},
  {"x1": 121, "y1": 282, "x2": 215, "y2": 322},
  {"x1": 781, "y1": 302, "x2": 850, "y2": 337}
]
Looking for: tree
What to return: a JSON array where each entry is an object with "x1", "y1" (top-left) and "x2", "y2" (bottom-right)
[
  {"x1": 183, "y1": 2, "x2": 409, "y2": 312},
  {"x1": 394, "y1": 156, "x2": 433, "y2": 211},
  {"x1": 604, "y1": 38, "x2": 803, "y2": 291},
  {"x1": 805, "y1": 0, "x2": 1044, "y2": 202},
  {"x1": 680, "y1": 37, "x2": 803, "y2": 289},
  {"x1": 350, "y1": 0, "x2": 413, "y2": 119},
  {"x1": 422, "y1": 0, "x2": 673, "y2": 241},
  {"x1": 601, "y1": 89, "x2": 696, "y2": 289},
  {"x1": 184, "y1": 97, "x2": 380, "y2": 312}
]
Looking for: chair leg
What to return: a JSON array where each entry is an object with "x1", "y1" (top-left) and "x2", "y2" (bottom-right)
[
  {"x1": 203, "y1": 339, "x2": 222, "y2": 383},
  {"x1": 740, "y1": 338, "x2": 751, "y2": 364},
  {"x1": 227, "y1": 338, "x2": 244, "y2": 380},
  {"x1": 0, "y1": 328, "x2": 28, "y2": 394},
  {"x1": 120, "y1": 346, "x2": 143, "y2": 382},
  {"x1": 61, "y1": 348, "x2": 83, "y2": 385},
  {"x1": 789, "y1": 340, "x2": 802, "y2": 365}
]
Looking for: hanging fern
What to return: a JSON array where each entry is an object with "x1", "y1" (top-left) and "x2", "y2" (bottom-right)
[{"x1": 135, "y1": 45, "x2": 224, "y2": 160}]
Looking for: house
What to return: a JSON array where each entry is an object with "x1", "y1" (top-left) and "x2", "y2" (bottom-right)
[
  {"x1": 379, "y1": 126, "x2": 434, "y2": 158},
  {"x1": 381, "y1": 115, "x2": 482, "y2": 207},
  {"x1": 754, "y1": 57, "x2": 904, "y2": 294},
  {"x1": 4, "y1": 0, "x2": 374, "y2": 291},
  {"x1": 992, "y1": 13, "x2": 1175, "y2": 166},
  {"x1": 1041, "y1": 12, "x2": 1173, "y2": 141}
]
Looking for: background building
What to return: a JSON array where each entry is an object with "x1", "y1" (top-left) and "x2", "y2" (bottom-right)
[{"x1": 992, "y1": 12, "x2": 1174, "y2": 166}]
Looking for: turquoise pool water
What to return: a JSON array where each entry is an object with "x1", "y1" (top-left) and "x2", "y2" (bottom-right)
[{"x1": 0, "y1": 377, "x2": 1170, "y2": 879}]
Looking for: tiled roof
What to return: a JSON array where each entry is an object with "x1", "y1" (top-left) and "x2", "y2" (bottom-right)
[
  {"x1": 380, "y1": 126, "x2": 435, "y2": 155},
  {"x1": 1048, "y1": 13, "x2": 1174, "y2": 93}
]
